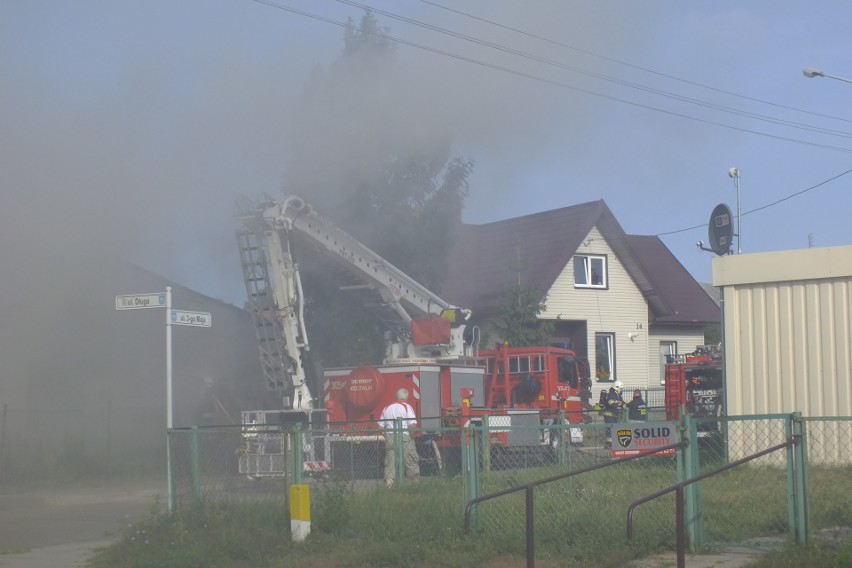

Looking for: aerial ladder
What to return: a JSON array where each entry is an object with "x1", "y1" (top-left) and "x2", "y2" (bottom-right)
[{"x1": 234, "y1": 195, "x2": 475, "y2": 475}]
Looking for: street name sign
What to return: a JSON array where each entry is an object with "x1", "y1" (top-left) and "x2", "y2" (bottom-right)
[
  {"x1": 170, "y1": 310, "x2": 212, "y2": 327},
  {"x1": 116, "y1": 293, "x2": 166, "y2": 310}
]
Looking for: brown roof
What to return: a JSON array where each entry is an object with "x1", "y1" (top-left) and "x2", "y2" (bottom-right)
[
  {"x1": 442, "y1": 200, "x2": 720, "y2": 325},
  {"x1": 624, "y1": 235, "x2": 721, "y2": 324}
]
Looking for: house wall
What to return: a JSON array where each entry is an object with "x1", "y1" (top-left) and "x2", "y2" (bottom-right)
[
  {"x1": 713, "y1": 245, "x2": 852, "y2": 418},
  {"x1": 0, "y1": 259, "x2": 270, "y2": 478},
  {"x1": 541, "y1": 227, "x2": 650, "y2": 390},
  {"x1": 648, "y1": 327, "x2": 706, "y2": 385}
]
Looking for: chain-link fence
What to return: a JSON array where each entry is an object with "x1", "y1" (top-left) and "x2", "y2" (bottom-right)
[
  {"x1": 802, "y1": 417, "x2": 852, "y2": 537},
  {"x1": 168, "y1": 413, "x2": 850, "y2": 563}
]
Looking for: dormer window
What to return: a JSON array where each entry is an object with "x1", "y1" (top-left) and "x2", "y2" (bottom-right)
[{"x1": 574, "y1": 255, "x2": 607, "y2": 288}]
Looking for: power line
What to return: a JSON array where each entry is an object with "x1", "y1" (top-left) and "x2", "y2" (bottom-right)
[
  {"x1": 249, "y1": 0, "x2": 852, "y2": 154},
  {"x1": 333, "y1": 0, "x2": 852, "y2": 140},
  {"x1": 656, "y1": 168, "x2": 852, "y2": 236},
  {"x1": 416, "y1": 0, "x2": 852, "y2": 126}
]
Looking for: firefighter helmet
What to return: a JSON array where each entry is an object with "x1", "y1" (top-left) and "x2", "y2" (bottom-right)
[{"x1": 613, "y1": 380, "x2": 624, "y2": 395}]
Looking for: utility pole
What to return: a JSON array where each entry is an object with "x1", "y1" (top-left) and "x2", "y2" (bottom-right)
[{"x1": 728, "y1": 168, "x2": 741, "y2": 254}]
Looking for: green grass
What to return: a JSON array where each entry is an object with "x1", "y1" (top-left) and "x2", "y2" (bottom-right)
[
  {"x1": 87, "y1": 462, "x2": 852, "y2": 568},
  {"x1": 746, "y1": 540, "x2": 852, "y2": 568}
]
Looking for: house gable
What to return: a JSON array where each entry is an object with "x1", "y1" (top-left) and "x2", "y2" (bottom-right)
[{"x1": 542, "y1": 226, "x2": 648, "y2": 383}]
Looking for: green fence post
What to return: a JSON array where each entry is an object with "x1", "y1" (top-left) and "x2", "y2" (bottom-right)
[
  {"x1": 462, "y1": 423, "x2": 479, "y2": 502},
  {"x1": 292, "y1": 424, "x2": 303, "y2": 486},
  {"x1": 190, "y1": 427, "x2": 201, "y2": 506},
  {"x1": 683, "y1": 414, "x2": 703, "y2": 551},
  {"x1": 558, "y1": 411, "x2": 568, "y2": 466},
  {"x1": 471, "y1": 423, "x2": 480, "y2": 527},
  {"x1": 785, "y1": 414, "x2": 796, "y2": 542},
  {"x1": 792, "y1": 413, "x2": 809, "y2": 544},
  {"x1": 481, "y1": 416, "x2": 491, "y2": 473}
]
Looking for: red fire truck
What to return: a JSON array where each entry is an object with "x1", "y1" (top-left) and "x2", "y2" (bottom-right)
[
  {"x1": 235, "y1": 196, "x2": 589, "y2": 475},
  {"x1": 664, "y1": 346, "x2": 724, "y2": 436}
]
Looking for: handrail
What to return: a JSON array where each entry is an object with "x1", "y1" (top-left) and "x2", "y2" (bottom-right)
[
  {"x1": 626, "y1": 437, "x2": 798, "y2": 568},
  {"x1": 464, "y1": 441, "x2": 686, "y2": 568}
]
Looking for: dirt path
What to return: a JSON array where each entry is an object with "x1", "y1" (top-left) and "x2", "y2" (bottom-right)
[{"x1": 0, "y1": 481, "x2": 165, "y2": 568}]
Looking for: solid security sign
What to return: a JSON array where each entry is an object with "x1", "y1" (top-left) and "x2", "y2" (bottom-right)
[
  {"x1": 116, "y1": 293, "x2": 166, "y2": 310},
  {"x1": 170, "y1": 310, "x2": 212, "y2": 327},
  {"x1": 611, "y1": 421, "x2": 678, "y2": 457}
]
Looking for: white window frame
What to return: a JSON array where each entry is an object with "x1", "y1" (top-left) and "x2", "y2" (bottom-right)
[
  {"x1": 574, "y1": 255, "x2": 608, "y2": 288},
  {"x1": 595, "y1": 332, "x2": 616, "y2": 382}
]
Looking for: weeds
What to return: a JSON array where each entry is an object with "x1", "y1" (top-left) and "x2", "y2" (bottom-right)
[{"x1": 87, "y1": 460, "x2": 852, "y2": 568}]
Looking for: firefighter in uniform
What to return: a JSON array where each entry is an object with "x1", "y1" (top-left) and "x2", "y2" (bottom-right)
[
  {"x1": 627, "y1": 389, "x2": 648, "y2": 421},
  {"x1": 603, "y1": 380, "x2": 625, "y2": 447},
  {"x1": 380, "y1": 388, "x2": 420, "y2": 488}
]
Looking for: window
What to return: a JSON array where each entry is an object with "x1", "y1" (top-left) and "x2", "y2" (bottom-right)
[
  {"x1": 574, "y1": 255, "x2": 607, "y2": 288},
  {"x1": 595, "y1": 333, "x2": 615, "y2": 382},
  {"x1": 659, "y1": 341, "x2": 676, "y2": 385},
  {"x1": 509, "y1": 356, "x2": 530, "y2": 374},
  {"x1": 558, "y1": 357, "x2": 579, "y2": 390}
]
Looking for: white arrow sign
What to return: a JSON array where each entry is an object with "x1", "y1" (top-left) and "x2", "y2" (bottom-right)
[
  {"x1": 170, "y1": 310, "x2": 212, "y2": 327},
  {"x1": 116, "y1": 293, "x2": 166, "y2": 310}
]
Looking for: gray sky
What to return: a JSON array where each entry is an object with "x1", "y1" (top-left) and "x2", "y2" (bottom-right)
[{"x1": 3, "y1": 1, "x2": 851, "y2": 306}]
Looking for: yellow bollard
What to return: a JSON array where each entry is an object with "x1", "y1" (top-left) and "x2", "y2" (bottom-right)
[{"x1": 290, "y1": 483, "x2": 311, "y2": 542}]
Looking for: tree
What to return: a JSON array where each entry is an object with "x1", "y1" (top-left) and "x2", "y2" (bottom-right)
[
  {"x1": 282, "y1": 11, "x2": 474, "y2": 367},
  {"x1": 494, "y1": 283, "x2": 555, "y2": 347}
]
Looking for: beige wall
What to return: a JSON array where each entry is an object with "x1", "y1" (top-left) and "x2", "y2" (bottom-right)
[
  {"x1": 542, "y1": 227, "x2": 650, "y2": 390},
  {"x1": 713, "y1": 245, "x2": 852, "y2": 417},
  {"x1": 648, "y1": 328, "x2": 706, "y2": 385}
]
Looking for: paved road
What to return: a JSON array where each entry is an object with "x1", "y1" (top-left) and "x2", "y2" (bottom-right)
[{"x1": 0, "y1": 481, "x2": 165, "y2": 568}]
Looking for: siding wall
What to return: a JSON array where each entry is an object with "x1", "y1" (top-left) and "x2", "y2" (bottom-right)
[
  {"x1": 713, "y1": 245, "x2": 852, "y2": 417},
  {"x1": 541, "y1": 227, "x2": 650, "y2": 390},
  {"x1": 648, "y1": 328, "x2": 706, "y2": 385}
]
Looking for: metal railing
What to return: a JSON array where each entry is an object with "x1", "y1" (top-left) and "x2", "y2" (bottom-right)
[
  {"x1": 464, "y1": 442, "x2": 686, "y2": 568},
  {"x1": 626, "y1": 437, "x2": 798, "y2": 568}
]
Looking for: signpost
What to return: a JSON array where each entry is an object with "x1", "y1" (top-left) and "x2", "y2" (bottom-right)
[{"x1": 115, "y1": 286, "x2": 212, "y2": 512}]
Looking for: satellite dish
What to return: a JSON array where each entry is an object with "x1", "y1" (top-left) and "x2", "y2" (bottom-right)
[{"x1": 708, "y1": 203, "x2": 733, "y2": 256}]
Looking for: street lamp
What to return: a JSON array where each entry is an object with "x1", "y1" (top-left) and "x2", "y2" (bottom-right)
[
  {"x1": 728, "y1": 167, "x2": 741, "y2": 254},
  {"x1": 803, "y1": 67, "x2": 852, "y2": 84}
]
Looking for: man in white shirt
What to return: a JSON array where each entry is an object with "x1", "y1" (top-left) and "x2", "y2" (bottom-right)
[{"x1": 380, "y1": 388, "x2": 420, "y2": 488}]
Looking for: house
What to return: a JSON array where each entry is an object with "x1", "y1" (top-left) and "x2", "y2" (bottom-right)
[
  {"x1": 442, "y1": 199, "x2": 720, "y2": 390},
  {"x1": 0, "y1": 257, "x2": 270, "y2": 481}
]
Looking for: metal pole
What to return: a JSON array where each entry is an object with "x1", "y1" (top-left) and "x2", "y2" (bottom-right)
[
  {"x1": 735, "y1": 173, "x2": 741, "y2": 254},
  {"x1": 676, "y1": 486, "x2": 685, "y2": 568},
  {"x1": 526, "y1": 486, "x2": 535, "y2": 568},
  {"x1": 166, "y1": 286, "x2": 174, "y2": 513},
  {"x1": 166, "y1": 286, "x2": 173, "y2": 429}
]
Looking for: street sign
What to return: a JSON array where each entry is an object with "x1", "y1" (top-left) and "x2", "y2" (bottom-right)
[
  {"x1": 170, "y1": 310, "x2": 212, "y2": 327},
  {"x1": 116, "y1": 293, "x2": 166, "y2": 310}
]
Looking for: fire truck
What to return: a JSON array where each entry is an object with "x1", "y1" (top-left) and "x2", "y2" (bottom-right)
[
  {"x1": 664, "y1": 346, "x2": 724, "y2": 436},
  {"x1": 234, "y1": 195, "x2": 589, "y2": 475}
]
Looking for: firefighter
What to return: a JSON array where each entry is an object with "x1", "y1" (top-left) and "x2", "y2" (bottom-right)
[
  {"x1": 603, "y1": 380, "x2": 625, "y2": 447},
  {"x1": 380, "y1": 388, "x2": 420, "y2": 488},
  {"x1": 627, "y1": 389, "x2": 648, "y2": 421}
]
